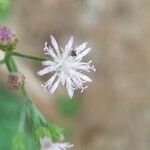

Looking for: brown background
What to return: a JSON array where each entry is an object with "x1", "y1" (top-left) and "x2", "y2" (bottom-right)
[{"x1": 2, "y1": 0, "x2": 150, "y2": 149}]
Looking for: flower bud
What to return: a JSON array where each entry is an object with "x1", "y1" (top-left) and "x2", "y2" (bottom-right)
[
  {"x1": 7, "y1": 72, "x2": 25, "y2": 90},
  {"x1": 48, "y1": 124, "x2": 64, "y2": 141},
  {"x1": 0, "y1": 26, "x2": 17, "y2": 52},
  {"x1": 35, "y1": 125, "x2": 64, "y2": 141},
  {"x1": 35, "y1": 127, "x2": 50, "y2": 139},
  {"x1": 12, "y1": 133, "x2": 27, "y2": 150}
]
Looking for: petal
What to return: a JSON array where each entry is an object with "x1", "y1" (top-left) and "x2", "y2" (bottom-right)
[
  {"x1": 60, "y1": 74, "x2": 66, "y2": 86},
  {"x1": 76, "y1": 48, "x2": 91, "y2": 59},
  {"x1": 44, "y1": 42, "x2": 57, "y2": 59},
  {"x1": 43, "y1": 42, "x2": 48, "y2": 51},
  {"x1": 50, "y1": 77, "x2": 60, "y2": 94},
  {"x1": 45, "y1": 47, "x2": 57, "y2": 59},
  {"x1": 74, "y1": 71, "x2": 92, "y2": 82},
  {"x1": 37, "y1": 66, "x2": 55, "y2": 76},
  {"x1": 63, "y1": 36, "x2": 74, "y2": 58},
  {"x1": 50, "y1": 35, "x2": 60, "y2": 56},
  {"x1": 66, "y1": 78, "x2": 74, "y2": 98},
  {"x1": 65, "y1": 36, "x2": 74, "y2": 51},
  {"x1": 75, "y1": 42, "x2": 88, "y2": 53},
  {"x1": 42, "y1": 60, "x2": 53, "y2": 66},
  {"x1": 42, "y1": 73, "x2": 57, "y2": 88},
  {"x1": 71, "y1": 76, "x2": 82, "y2": 89},
  {"x1": 56, "y1": 142, "x2": 74, "y2": 149},
  {"x1": 40, "y1": 137, "x2": 52, "y2": 148}
]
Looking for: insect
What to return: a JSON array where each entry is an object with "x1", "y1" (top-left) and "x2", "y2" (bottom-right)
[{"x1": 71, "y1": 50, "x2": 77, "y2": 57}]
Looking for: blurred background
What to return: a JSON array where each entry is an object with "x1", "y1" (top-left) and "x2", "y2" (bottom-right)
[{"x1": 0, "y1": 0, "x2": 150, "y2": 149}]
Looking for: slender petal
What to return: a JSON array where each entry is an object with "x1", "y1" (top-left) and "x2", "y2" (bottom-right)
[
  {"x1": 50, "y1": 35, "x2": 60, "y2": 56},
  {"x1": 50, "y1": 77, "x2": 60, "y2": 94},
  {"x1": 42, "y1": 73, "x2": 57, "y2": 89},
  {"x1": 75, "y1": 42, "x2": 88, "y2": 53},
  {"x1": 37, "y1": 66, "x2": 55, "y2": 76},
  {"x1": 76, "y1": 48, "x2": 91, "y2": 60},
  {"x1": 65, "y1": 36, "x2": 74, "y2": 51},
  {"x1": 42, "y1": 60, "x2": 53, "y2": 66},
  {"x1": 73, "y1": 71, "x2": 92, "y2": 82},
  {"x1": 63, "y1": 36, "x2": 74, "y2": 58},
  {"x1": 66, "y1": 77, "x2": 74, "y2": 98},
  {"x1": 45, "y1": 48, "x2": 57, "y2": 59}
]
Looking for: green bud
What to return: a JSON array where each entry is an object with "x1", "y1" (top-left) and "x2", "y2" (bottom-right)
[
  {"x1": 12, "y1": 133, "x2": 27, "y2": 150},
  {"x1": 48, "y1": 124, "x2": 64, "y2": 141},
  {"x1": 35, "y1": 127, "x2": 50, "y2": 140},
  {"x1": 35, "y1": 125, "x2": 64, "y2": 141}
]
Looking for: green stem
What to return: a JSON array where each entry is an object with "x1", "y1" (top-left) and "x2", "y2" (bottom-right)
[
  {"x1": 5, "y1": 53, "x2": 48, "y2": 132},
  {"x1": 10, "y1": 56, "x2": 18, "y2": 72},
  {"x1": 5, "y1": 56, "x2": 28, "y2": 132},
  {"x1": 12, "y1": 51, "x2": 47, "y2": 61},
  {"x1": 5, "y1": 53, "x2": 13, "y2": 71},
  {"x1": 18, "y1": 104, "x2": 26, "y2": 132}
]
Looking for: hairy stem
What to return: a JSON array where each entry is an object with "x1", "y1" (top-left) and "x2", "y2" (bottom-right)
[
  {"x1": 12, "y1": 51, "x2": 47, "y2": 61},
  {"x1": 5, "y1": 56, "x2": 29, "y2": 132},
  {"x1": 5, "y1": 54, "x2": 48, "y2": 132},
  {"x1": 5, "y1": 53, "x2": 13, "y2": 71}
]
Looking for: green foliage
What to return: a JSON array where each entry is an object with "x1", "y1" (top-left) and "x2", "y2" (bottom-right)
[
  {"x1": 35, "y1": 127, "x2": 50, "y2": 139},
  {"x1": 0, "y1": 0, "x2": 11, "y2": 21},
  {"x1": 12, "y1": 133, "x2": 27, "y2": 150},
  {"x1": 0, "y1": 84, "x2": 21, "y2": 150},
  {"x1": 0, "y1": 0, "x2": 10, "y2": 11},
  {"x1": 35, "y1": 124, "x2": 64, "y2": 141},
  {"x1": 56, "y1": 96, "x2": 80, "y2": 117},
  {"x1": 0, "y1": 84, "x2": 39, "y2": 150},
  {"x1": 48, "y1": 124, "x2": 64, "y2": 141}
]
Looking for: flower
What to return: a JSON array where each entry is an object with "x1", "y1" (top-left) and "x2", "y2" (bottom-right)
[
  {"x1": 38, "y1": 36, "x2": 95, "y2": 98},
  {"x1": 40, "y1": 137, "x2": 74, "y2": 150},
  {"x1": 7, "y1": 72, "x2": 25, "y2": 90},
  {"x1": 0, "y1": 26, "x2": 13, "y2": 41},
  {"x1": 0, "y1": 26, "x2": 17, "y2": 51}
]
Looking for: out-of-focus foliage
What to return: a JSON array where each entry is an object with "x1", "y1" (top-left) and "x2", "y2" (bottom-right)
[
  {"x1": 0, "y1": 0, "x2": 10, "y2": 11},
  {"x1": 56, "y1": 96, "x2": 80, "y2": 117},
  {"x1": 0, "y1": 0, "x2": 11, "y2": 20},
  {"x1": 12, "y1": 133, "x2": 27, "y2": 150},
  {"x1": 0, "y1": 84, "x2": 21, "y2": 149},
  {"x1": 35, "y1": 125, "x2": 64, "y2": 141},
  {"x1": 0, "y1": 84, "x2": 38, "y2": 150}
]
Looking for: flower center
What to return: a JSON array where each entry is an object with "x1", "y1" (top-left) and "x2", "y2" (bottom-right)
[{"x1": 55, "y1": 57, "x2": 72, "y2": 74}]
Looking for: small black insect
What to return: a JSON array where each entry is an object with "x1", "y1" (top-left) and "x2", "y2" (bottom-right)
[{"x1": 71, "y1": 50, "x2": 77, "y2": 57}]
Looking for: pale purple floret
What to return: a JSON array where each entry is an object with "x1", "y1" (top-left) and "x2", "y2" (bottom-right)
[{"x1": 0, "y1": 26, "x2": 13, "y2": 41}]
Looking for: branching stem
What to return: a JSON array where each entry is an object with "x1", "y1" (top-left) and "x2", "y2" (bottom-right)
[
  {"x1": 4, "y1": 53, "x2": 48, "y2": 132},
  {"x1": 12, "y1": 51, "x2": 47, "y2": 61}
]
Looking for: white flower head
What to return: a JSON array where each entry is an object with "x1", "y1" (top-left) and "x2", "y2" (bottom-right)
[
  {"x1": 40, "y1": 137, "x2": 74, "y2": 150},
  {"x1": 38, "y1": 36, "x2": 95, "y2": 98}
]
